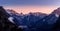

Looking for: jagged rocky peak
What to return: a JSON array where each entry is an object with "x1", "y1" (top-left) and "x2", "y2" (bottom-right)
[
  {"x1": 52, "y1": 7, "x2": 60, "y2": 15},
  {"x1": 0, "y1": 6, "x2": 5, "y2": 10},
  {"x1": 0, "y1": 6, "x2": 3, "y2": 8},
  {"x1": 0, "y1": 6, "x2": 6, "y2": 13}
]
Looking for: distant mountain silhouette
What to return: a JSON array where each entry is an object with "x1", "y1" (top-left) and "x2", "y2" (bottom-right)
[{"x1": 6, "y1": 9, "x2": 47, "y2": 17}]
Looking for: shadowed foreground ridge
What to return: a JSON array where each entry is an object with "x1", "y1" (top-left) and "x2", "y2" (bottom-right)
[
  {"x1": 0, "y1": 6, "x2": 23, "y2": 31},
  {"x1": 52, "y1": 16, "x2": 60, "y2": 31}
]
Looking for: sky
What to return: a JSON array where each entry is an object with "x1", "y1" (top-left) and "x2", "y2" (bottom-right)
[{"x1": 0, "y1": 0, "x2": 60, "y2": 14}]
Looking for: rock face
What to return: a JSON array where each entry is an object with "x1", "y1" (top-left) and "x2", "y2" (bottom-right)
[
  {"x1": 6, "y1": 9, "x2": 19, "y2": 16},
  {"x1": 52, "y1": 7, "x2": 60, "y2": 15}
]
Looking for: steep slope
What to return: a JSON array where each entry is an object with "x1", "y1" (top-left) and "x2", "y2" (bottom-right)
[{"x1": 52, "y1": 7, "x2": 60, "y2": 15}]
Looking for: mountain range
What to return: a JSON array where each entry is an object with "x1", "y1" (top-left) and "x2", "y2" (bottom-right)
[{"x1": 4, "y1": 7, "x2": 60, "y2": 31}]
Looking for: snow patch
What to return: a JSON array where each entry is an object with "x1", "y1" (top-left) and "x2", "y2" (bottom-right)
[
  {"x1": 18, "y1": 25, "x2": 27, "y2": 29},
  {"x1": 8, "y1": 17, "x2": 15, "y2": 23},
  {"x1": 55, "y1": 14, "x2": 59, "y2": 17}
]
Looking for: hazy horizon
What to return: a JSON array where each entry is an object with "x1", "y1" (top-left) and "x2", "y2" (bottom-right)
[
  {"x1": 4, "y1": 6, "x2": 59, "y2": 14},
  {"x1": 0, "y1": 0, "x2": 60, "y2": 14}
]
